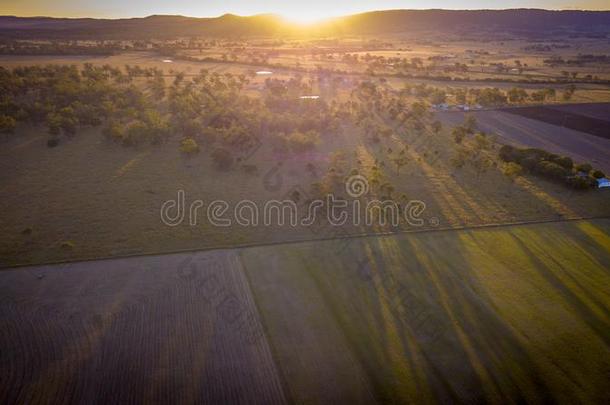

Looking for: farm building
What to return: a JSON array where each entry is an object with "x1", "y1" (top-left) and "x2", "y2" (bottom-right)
[{"x1": 597, "y1": 178, "x2": 610, "y2": 188}]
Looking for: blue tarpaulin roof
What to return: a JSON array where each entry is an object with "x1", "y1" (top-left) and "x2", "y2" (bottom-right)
[{"x1": 597, "y1": 178, "x2": 610, "y2": 188}]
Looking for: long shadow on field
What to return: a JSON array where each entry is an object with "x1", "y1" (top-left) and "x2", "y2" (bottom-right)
[
  {"x1": 510, "y1": 232, "x2": 610, "y2": 348},
  {"x1": 403, "y1": 235, "x2": 554, "y2": 403},
  {"x1": 573, "y1": 221, "x2": 610, "y2": 271},
  {"x1": 309, "y1": 234, "x2": 556, "y2": 403}
]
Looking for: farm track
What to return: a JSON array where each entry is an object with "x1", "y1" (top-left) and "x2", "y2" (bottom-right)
[{"x1": 2, "y1": 214, "x2": 609, "y2": 271}]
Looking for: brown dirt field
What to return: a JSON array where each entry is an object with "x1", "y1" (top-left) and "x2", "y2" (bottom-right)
[
  {"x1": 0, "y1": 250, "x2": 286, "y2": 404},
  {"x1": 502, "y1": 105, "x2": 610, "y2": 140},
  {"x1": 436, "y1": 108, "x2": 610, "y2": 173},
  {"x1": 547, "y1": 103, "x2": 610, "y2": 122}
]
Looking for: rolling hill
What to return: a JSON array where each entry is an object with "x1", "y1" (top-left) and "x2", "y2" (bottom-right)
[{"x1": 0, "y1": 9, "x2": 609, "y2": 39}]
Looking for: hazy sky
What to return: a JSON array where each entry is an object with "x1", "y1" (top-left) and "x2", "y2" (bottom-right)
[{"x1": 1, "y1": 0, "x2": 608, "y2": 22}]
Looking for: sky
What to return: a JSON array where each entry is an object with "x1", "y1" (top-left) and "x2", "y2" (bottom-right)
[{"x1": 1, "y1": 0, "x2": 608, "y2": 22}]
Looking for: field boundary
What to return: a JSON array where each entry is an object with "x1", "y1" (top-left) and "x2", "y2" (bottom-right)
[{"x1": 3, "y1": 215, "x2": 609, "y2": 271}]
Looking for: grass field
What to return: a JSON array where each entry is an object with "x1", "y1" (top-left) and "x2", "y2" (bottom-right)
[
  {"x1": 2, "y1": 111, "x2": 610, "y2": 267},
  {"x1": 242, "y1": 219, "x2": 610, "y2": 403},
  {"x1": 2, "y1": 96, "x2": 610, "y2": 268},
  {"x1": 1, "y1": 50, "x2": 609, "y2": 268},
  {"x1": 2, "y1": 219, "x2": 609, "y2": 403}
]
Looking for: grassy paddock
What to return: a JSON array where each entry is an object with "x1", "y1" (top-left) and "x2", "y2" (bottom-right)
[{"x1": 242, "y1": 219, "x2": 610, "y2": 403}]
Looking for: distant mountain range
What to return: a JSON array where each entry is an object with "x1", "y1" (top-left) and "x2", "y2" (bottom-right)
[{"x1": 0, "y1": 9, "x2": 609, "y2": 39}]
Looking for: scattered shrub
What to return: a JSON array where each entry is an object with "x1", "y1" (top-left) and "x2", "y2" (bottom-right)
[
  {"x1": 535, "y1": 161, "x2": 569, "y2": 181},
  {"x1": 103, "y1": 121, "x2": 125, "y2": 142},
  {"x1": 566, "y1": 176, "x2": 594, "y2": 190},
  {"x1": 452, "y1": 126, "x2": 467, "y2": 144},
  {"x1": 502, "y1": 162, "x2": 523, "y2": 180},
  {"x1": 123, "y1": 121, "x2": 148, "y2": 146},
  {"x1": 575, "y1": 163, "x2": 593, "y2": 173},
  {"x1": 592, "y1": 170, "x2": 606, "y2": 179},
  {"x1": 288, "y1": 130, "x2": 320, "y2": 153},
  {"x1": 499, "y1": 145, "x2": 516, "y2": 162},
  {"x1": 474, "y1": 133, "x2": 490, "y2": 150},
  {"x1": 520, "y1": 156, "x2": 539, "y2": 172},
  {"x1": 179, "y1": 138, "x2": 200, "y2": 155},
  {"x1": 463, "y1": 114, "x2": 477, "y2": 134},
  {"x1": 0, "y1": 115, "x2": 16, "y2": 134},
  {"x1": 551, "y1": 155, "x2": 573, "y2": 170}
]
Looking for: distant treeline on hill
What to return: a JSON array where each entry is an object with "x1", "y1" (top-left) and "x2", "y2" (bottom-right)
[{"x1": 0, "y1": 9, "x2": 609, "y2": 39}]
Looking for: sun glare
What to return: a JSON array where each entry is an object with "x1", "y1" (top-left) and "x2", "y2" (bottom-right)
[{"x1": 279, "y1": 11, "x2": 333, "y2": 25}]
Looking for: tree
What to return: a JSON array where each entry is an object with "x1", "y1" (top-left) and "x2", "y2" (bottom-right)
[
  {"x1": 592, "y1": 170, "x2": 605, "y2": 179},
  {"x1": 46, "y1": 113, "x2": 62, "y2": 136},
  {"x1": 452, "y1": 126, "x2": 467, "y2": 144},
  {"x1": 474, "y1": 133, "x2": 490, "y2": 150},
  {"x1": 563, "y1": 84, "x2": 576, "y2": 101},
  {"x1": 123, "y1": 121, "x2": 148, "y2": 146},
  {"x1": 103, "y1": 121, "x2": 125, "y2": 143},
  {"x1": 472, "y1": 154, "x2": 493, "y2": 178},
  {"x1": 143, "y1": 110, "x2": 170, "y2": 145},
  {"x1": 566, "y1": 176, "x2": 593, "y2": 190},
  {"x1": 463, "y1": 114, "x2": 477, "y2": 134},
  {"x1": 288, "y1": 130, "x2": 320, "y2": 154},
  {"x1": 455, "y1": 89, "x2": 467, "y2": 104},
  {"x1": 553, "y1": 156, "x2": 573, "y2": 171},
  {"x1": 431, "y1": 120, "x2": 442, "y2": 135},
  {"x1": 575, "y1": 163, "x2": 593, "y2": 173},
  {"x1": 380, "y1": 182, "x2": 395, "y2": 199},
  {"x1": 150, "y1": 76, "x2": 166, "y2": 100},
  {"x1": 507, "y1": 87, "x2": 528, "y2": 103},
  {"x1": 499, "y1": 144, "x2": 516, "y2": 162},
  {"x1": 392, "y1": 156, "x2": 409, "y2": 175},
  {"x1": 0, "y1": 115, "x2": 16, "y2": 134},
  {"x1": 502, "y1": 162, "x2": 523, "y2": 181},
  {"x1": 450, "y1": 147, "x2": 470, "y2": 168},
  {"x1": 535, "y1": 161, "x2": 569, "y2": 181},
  {"x1": 410, "y1": 102, "x2": 427, "y2": 119},
  {"x1": 429, "y1": 89, "x2": 446, "y2": 105},
  {"x1": 543, "y1": 88, "x2": 556, "y2": 100},
  {"x1": 474, "y1": 88, "x2": 507, "y2": 106}
]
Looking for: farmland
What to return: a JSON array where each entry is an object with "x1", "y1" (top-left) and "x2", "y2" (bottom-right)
[
  {"x1": 1, "y1": 219, "x2": 609, "y2": 403},
  {"x1": 1, "y1": 8, "x2": 610, "y2": 403},
  {"x1": 436, "y1": 107, "x2": 610, "y2": 173}
]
